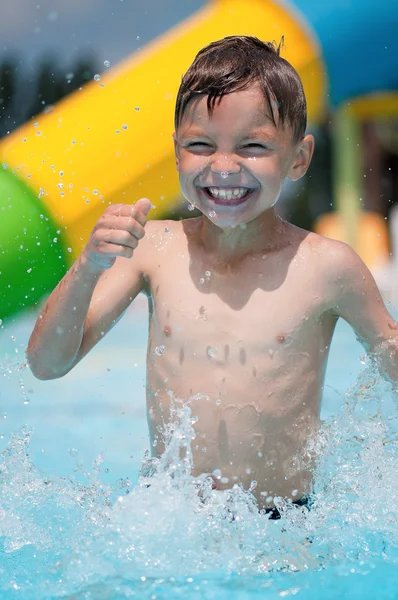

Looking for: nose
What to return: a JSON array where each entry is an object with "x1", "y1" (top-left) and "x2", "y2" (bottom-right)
[{"x1": 210, "y1": 152, "x2": 241, "y2": 176}]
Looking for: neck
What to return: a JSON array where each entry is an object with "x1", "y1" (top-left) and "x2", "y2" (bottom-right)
[{"x1": 198, "y1": 208, "x2": 286, "y2": 261}]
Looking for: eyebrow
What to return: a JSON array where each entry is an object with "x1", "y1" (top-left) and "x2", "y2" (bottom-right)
[
  {"x1": 180, "y1": 130, "x2": 277, "y2": 144},
  {"x1": 242, "y1": 130, "x2": 276, "y2": 140}
]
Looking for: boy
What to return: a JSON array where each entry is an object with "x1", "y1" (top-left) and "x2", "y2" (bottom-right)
[{"x1": 27, "y1": 36, "x2": 398, "y2": 517}]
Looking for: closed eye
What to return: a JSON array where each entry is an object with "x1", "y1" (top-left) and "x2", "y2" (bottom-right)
[
  {"x1": 241, "y1": 143, "x2": 268, "y2": 149},
  {"x1": 187, "y1": 142, "x2": 212, "y2": 147}
]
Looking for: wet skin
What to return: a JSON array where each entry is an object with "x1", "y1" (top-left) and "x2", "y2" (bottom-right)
[
  {"x1": 69, "y1": 86, "x2": 397, "y2": 511},
  {"x1": 141, "y1": 217, "x2": 337, "y2": 509}
]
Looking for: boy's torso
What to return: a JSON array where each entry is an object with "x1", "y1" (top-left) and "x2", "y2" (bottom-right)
[{"x1": 140, "y1": 217, "x2": 338, "y2": 509}]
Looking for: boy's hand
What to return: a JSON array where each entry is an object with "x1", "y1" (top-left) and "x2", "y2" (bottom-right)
[{"x1": 82, "y1": 197, "x2": 152, "y2": 273}]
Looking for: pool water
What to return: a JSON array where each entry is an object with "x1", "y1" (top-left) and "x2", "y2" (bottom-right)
[{"x1": 1, "y1": 295, "x2": 398, "y2": 599}]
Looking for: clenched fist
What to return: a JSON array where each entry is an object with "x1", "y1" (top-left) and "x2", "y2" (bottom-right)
[{"x1": 82, "y1": 197, "x2": 152, "y2": 272}]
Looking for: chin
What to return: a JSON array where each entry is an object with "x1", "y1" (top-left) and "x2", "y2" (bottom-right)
[{"x1": 205, "y1": 212, "x2": 251, "y2": 229}]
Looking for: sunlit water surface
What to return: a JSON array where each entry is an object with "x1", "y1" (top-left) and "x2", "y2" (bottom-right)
[{"x1": 1, "y1": 297, "x2": 398, "y2": 599}]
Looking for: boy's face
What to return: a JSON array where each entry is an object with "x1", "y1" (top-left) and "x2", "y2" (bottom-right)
[{"x1": 173, "y1": 85, "x2": 314, "y2": 229}]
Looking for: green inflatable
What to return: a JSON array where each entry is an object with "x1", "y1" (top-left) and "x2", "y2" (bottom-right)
[{"x1": 0, "y1": 166, "x2": 68, "y2": 322}]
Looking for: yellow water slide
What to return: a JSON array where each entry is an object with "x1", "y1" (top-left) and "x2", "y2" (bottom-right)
[{"x1": 0, "y1": 0, "x2": 324, "y2": 263}]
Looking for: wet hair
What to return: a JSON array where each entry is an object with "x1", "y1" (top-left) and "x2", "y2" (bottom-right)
[{"x1": 175, "y1": 35, "x2": 307, "y2": 143}]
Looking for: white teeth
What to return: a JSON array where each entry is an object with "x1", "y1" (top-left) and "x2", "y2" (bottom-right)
[{"x1": 207, "y1": 187, "x2": 249, "y2": 200}]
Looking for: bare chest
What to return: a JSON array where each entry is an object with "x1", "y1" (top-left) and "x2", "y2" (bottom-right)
[{"x1": 146, "y1": 251, "x2": 333, "y2": 373}]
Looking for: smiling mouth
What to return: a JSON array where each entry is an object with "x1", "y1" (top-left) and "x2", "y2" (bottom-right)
[{"x1": 201, "y1": 186, "x2": 254, "y2": 206}]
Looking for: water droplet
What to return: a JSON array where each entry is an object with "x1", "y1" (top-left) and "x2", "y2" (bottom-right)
[
  {"x1": 209, "y1": 210, "x2": 216, "y2": 218},
  {"x1": 104, "y1": 60, "x2": 111, "y2": 68},
  {"x1": 152, "y1": 439, "x2": 157, "y2": 447},
  {"x1": 94, "y1": 74, "x2": 101, "y2": 81},
  {"x1": 249, "y1": 480, "x2": 257, "y2": 491},
  {"x1": 220, "y1": 171, "x2": 228, "y2": 179},
  {"x1": 122, "y1": 124, "x2": 128, "y2": 131},
  {"x1": 155, "y1": 345, "x2": 165, "y2": 356},
  {"x1": 215, "y1": 398, "x2": 221, "y2": 405},
  {"x1": 67, "y1": 247, "x2": 72, "y2": 253},
  {"x1": 188, "y1": 204, "x2": 195, "y2": 211},
  {"x1": 135, "y1": 106, "x2": 140, "y2": 112},
  {"x1": 34, "y1": 122, "x2": 39, "y2": 128},
  {"x1": 59, "y1": 170, "x2": 64, "y2": 177},
  {"x1": 205, "y1": 270, "x2": 211, "y2": 278},
  {"x1": 212, "y1": 469, "x2": 222, "y2": 479},
  {"x1": 115, "y1": 129, "x2": 120, "y2": 134},
  {"x1": 199, "y1": 278, "x2": 205, "y2": 285},
  {"x1": 164, "y1": 227, "x2": 170, "y2": 233},
  {"x1": 26, "y1": 268, "x2": 32, "y2": 273}
]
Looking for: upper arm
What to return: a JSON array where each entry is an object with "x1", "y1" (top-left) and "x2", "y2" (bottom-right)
[
  {"x1": 326, "y1": 241, "x2": 396, "y2": 352},
  {"x1": 73, "y1": 222, "x2": 156, "y2": 366},
  {"x1": 74, "y1": 260, "x2": 144, "y2": 364}
]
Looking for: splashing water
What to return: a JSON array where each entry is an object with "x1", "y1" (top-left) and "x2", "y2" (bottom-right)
[{"x1": 1, "y1": 359, "x2": 398, "y2": 599}]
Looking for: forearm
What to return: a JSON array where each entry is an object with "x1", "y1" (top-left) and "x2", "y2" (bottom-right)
[{"x1": 26, "y1": 254, "x2": 104, "y2": 379}]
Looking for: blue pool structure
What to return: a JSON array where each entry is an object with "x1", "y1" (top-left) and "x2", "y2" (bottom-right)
[{"x1": 1, "y1": 297, "x2": 398, "y2": 599}]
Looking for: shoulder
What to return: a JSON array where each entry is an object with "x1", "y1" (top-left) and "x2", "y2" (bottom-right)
[
  {"x1": 294, "y1": 230, "x2": 373, "y2": 306},
  {"x1": 316, "y1": 235, "x2": 367, "y2": 281},
  {"x1": 133, "y1": 217, "x2": 193, "y2": 274},
  {"x1": 143, "y1": 216, "x2": 201, "y2": 246},
  {"x1": 310, "y1": 235, "x2": 380, "y2": 316},
  {"x1": 298, "y1": 230, "x2": 363, "y2": 276},
  {"x1": 136, "y1": 217, "x2": 179, "y2": 246}
]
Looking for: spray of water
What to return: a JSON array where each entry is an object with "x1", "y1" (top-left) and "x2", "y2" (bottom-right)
[{"x1": 0, "y1": 358, "x2": 398, "y2": 598}]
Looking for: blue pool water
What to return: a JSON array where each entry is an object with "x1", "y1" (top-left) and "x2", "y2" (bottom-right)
[{"x1": 1, "y1": 295, "x2": 398, "y2": 599}]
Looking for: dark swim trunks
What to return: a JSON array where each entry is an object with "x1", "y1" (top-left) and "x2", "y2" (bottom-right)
[
  {"x1": 142, "y1": 478, "x2": 313, "y2": 521},
  {"x1": 262, "y1": 495, "x2": 313, "y2": 520}
]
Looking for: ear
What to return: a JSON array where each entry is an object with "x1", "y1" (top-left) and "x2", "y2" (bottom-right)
[
  {"x1": 172, "y1": 132, "x2": 180, "y2": 172},
  {"x1": 287, "y1": 134, "x2": 315, "y2": 181}
]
